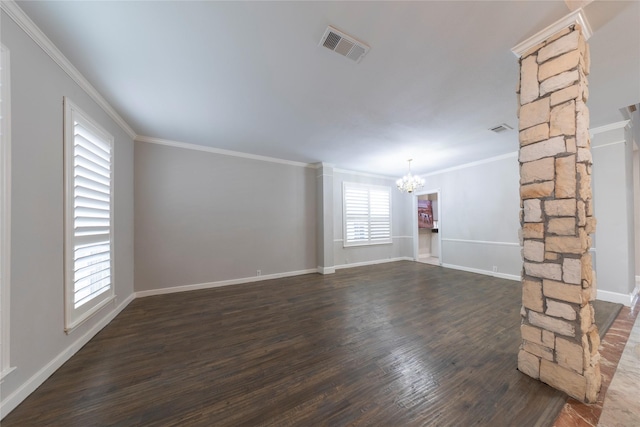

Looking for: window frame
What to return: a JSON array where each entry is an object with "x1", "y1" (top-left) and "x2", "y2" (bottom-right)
[
  {"x1": 342, "y1": 182, "x2": 392, "y2": 247},
  {"x1": 1, "y1": 43, "x2": 14, "y2": 380},
  {"x1": 63, "y1": 97, "x2": 115, "y2": 333}
]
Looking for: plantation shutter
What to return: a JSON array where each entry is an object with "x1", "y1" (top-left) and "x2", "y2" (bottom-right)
[
  {"x1": 72, "y1": 120, "x2": 112, "y2": 308},
  {"x1": 369, "y1": 188, "x2": 391, "y2": 242},
  {"x1": 344, "y1": 186, "x2": 369, "y2": 244},
  {"x1": 64, "y1": 98, "x2": 115, "y2": 331},
  {"x1": 343, "y1": 183, "x2": 391, "y2": 246}
]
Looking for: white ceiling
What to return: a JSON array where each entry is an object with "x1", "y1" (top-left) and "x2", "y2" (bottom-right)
[{"x1": 14, "y1": 1, "x2": 640, "y2": 176}]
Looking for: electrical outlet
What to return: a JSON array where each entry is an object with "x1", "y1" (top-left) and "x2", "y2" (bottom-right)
[
  {"x1": 345, "y1": 258, "x2": 349, "y2": 264},
  {"x1": 492, "y1": 266, "x2": 498, "y2": 272},
  {"x1": 257, "y1": 270, "x2": 261, "y2": 276}
]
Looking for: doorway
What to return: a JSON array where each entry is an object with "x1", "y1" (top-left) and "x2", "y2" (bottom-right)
[{"x1": 414, "y1": 190, "x2": 441, "y2": 266}]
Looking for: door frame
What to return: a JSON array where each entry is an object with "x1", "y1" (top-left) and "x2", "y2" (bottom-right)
[{"x1": 412, "y1": 188, "x2": 442, "y2": 265}]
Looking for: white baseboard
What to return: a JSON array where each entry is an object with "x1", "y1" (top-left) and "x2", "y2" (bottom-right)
[
  {"x1": 441, "y1": 263, "x2": 520, "y2": 282},
  {"x1": 334, "y1": 257, "x2": 413, "y2": 270},
  {"x1": 135, "y1": 268, "x2": 319, "y2": 298},
  {"x1": 0, "y1": 292, "x2": 136, "y2": 419},
  {"x1": 317, "y1": 266, "x2": 335, "y2": 275},
  {"x1": 597, "y1": 289, "x2": 634, "y2": 307}
]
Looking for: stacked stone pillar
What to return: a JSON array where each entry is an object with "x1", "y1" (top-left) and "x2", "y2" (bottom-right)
[{"x1": 516, "y1": 24, "x2": 601, "y2": 403}]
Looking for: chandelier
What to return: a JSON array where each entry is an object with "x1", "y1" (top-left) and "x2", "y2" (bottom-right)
[{"x1": 396, "y1": 159, "x2": 425, "y2": 193}]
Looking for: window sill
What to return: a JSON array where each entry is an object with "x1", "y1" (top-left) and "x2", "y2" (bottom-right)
[{"x1": 343, "y1": 241, "x2": 393, "y2": 248}]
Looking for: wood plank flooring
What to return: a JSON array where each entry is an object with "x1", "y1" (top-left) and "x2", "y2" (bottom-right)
[{"x1": 1, "y1": 262, "x2": 619, "y2": 426}]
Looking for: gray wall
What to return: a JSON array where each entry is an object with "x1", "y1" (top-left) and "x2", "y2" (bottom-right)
[
  {"x1": 592, "y1": 125, "x2": 636, "y2": 301},
  {"x1": 332, "y1": 170, "x2": 413, "y2": 267},
  {"x1": 421, "y1": 154, "x2": 522, "y2": 278},
  {"x1": 1, "y1": 11, "x2": 135, "y2": 410},
  {"x1": 134, "y1": 142, "x2": 317, "y2": 292}
]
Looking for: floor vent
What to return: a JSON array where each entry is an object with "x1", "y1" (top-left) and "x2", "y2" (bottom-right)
[
  {"x1": 319, "y1": 26, "x2": 369, "y2": 63},
  {"x1": 489, "y1": 123, "x2": 513, "y2": 133}
]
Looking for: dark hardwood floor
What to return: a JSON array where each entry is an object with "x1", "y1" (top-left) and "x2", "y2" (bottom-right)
[{"x1": 2, "y1": 262, "x2": 619, "y2": 426}]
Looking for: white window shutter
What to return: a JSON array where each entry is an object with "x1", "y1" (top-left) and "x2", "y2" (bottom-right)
[
  {"x1": 343, "y1": 183, "x2": 392, "y2": 246},
  {"x1": 64, "y1": 98, "x2": 115, "y2": 332}
]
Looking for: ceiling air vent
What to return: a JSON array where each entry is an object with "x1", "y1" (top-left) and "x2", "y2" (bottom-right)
[
  {"x1": 319, "y1": 26, "x2": 369, "y2": 63},
  {"x1": 490, "y1": 123, "x2": 513, "y2": 133}
]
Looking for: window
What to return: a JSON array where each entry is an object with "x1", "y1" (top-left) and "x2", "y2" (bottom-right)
[
  {"x1": 1, "y1": 43, "x2": 13, "y2": 379},
  {"x1": 343, "y1": 182, "x2": 392, "y2": 246},
  {"x1": 64, "y1": 97, "x2": 115, "y2": 332}
]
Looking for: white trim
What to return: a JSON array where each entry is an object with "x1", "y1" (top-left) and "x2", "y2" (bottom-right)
[
  {"x1": 63, "y1": 98, "x2": 116, "y2": 333},
  {"x1": 318, "y1": 266, "x2": 336, "y2": 275},
  {"x1": 135, "y1": 135, "x2": 314, "y2": 169},
  {"x1": 334, "y1": 168, "x2": 395, "y2": 181},
  {"x1": 334, "y1": 257, "x2": 413, "y2": 270},
  {"x1": 334, "y1": 235, "x2": 412, "y2": 243},
  {"x1": 441, "y1": 238, "x2": 520, "y2": 247},
  {"x1": 632, "y1": 279, "x2": 640, "y2": 307},
  {"x1": 0, "y1": 1, "x2": 136, "y2": 139},
  {"x1": 596, "y1": 290, "x2": 635, "y2": 307},
  {"x1": 412, "y1": 188, "x2": 443, "y2": 265},
  {"x1": 135, "y1": 268, "x2": 318, "y2": 298},
  {"x1": 0, "y1": 292, "x2": 135, "y2": 419},
  {"x1": 590, "y1": 120, "x2": 630, "y2": 136},
  {"x1": 441, "y1": 263, "x2": 520, "y2": 282},
  {"x1": 420, "y1": 152, "x2": 518, "y2": 178},
  {"x1": 0, "y1": 43, "x2": 11, "y2": 380},
  {"x1": 0, "y1": 366, "x2": 16, "y2": 383},
  {"x1": 511, "y1": 7, "x2": 592, "y2": 57},
  {"x1": 316, "y1": 168, "x2": 334, "y2": 178},
  {"x1": 592, "y1": 140, "x2": 626, "y2": 150},
  {"x1": 413, "y1": 122, "x2": 627, "y2": 179},
  {"x1": 314, "y1": 162, "x2": 334, "y2": 171}
]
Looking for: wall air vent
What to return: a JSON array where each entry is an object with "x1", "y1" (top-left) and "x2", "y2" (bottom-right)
[
  {"x1": 319, "y1": 26, "x2": 370, "y2": 63},
  {"x1": 489, "y1": 123, "x2": 514, "y2": 133}
]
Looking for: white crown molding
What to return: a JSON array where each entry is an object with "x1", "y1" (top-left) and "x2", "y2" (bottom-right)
[
  {"x1": 315, "y1": 162, "x2": 335, "y2": 169},
  {"x1": 420, "y1": 152, "x2": 518, "y2": 178},
  {"x1": 333, "y1": 168, "x2": 396, "y2": 181},
  {"x1": 135, "y1": 135, "x2": 315, "y2": 168},
  {"x1": 0, "y1": 0, "x2": 136, "y2": 139},
  {"x1": 511, "y1": 7, "x2": 593, "y2": 58},
  {"x1": 590, "y1": 120, "x2": 630, "y2": 136}
]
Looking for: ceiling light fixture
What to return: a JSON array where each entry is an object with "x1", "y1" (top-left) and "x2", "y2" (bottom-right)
[{"x1": 396, "y1": 159, "x2": 425, "y2": 194}]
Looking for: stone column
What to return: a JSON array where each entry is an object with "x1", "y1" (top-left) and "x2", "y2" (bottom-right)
[{"x1": 516, "y1": 24, "x2": 600, "y2": 403}]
